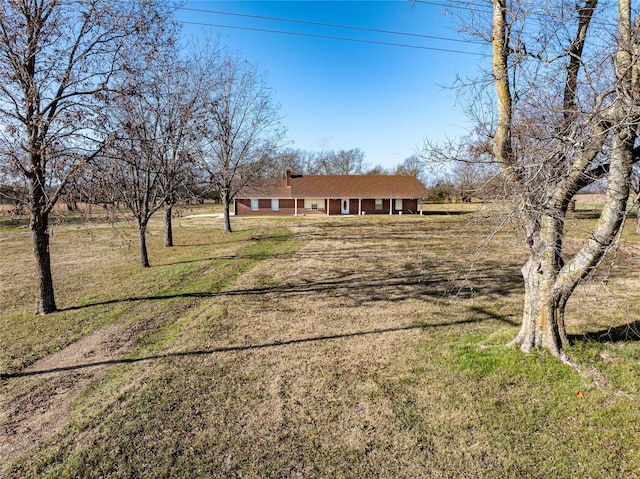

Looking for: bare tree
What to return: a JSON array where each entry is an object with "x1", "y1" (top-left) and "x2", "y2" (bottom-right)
[
  {"x1": 154, "y1": 53, "x2": 209, "y2": 248},
  {"x1": 100, "y1": 130, "x2": 166, "y2": 268},
  {"x1": 422, "y1": 133, "x2": 503, "y2": 202},
  {"x1": 297, "y1": 150, "x2": 322, "y2": 175},
  {"x1": 365, "y1": 164, "x2": 390, "y2": 175},
  {"x1": 98, "y1": 42, "x2": 205, "y2": 266},
  {"x1": 203, "y1": 53, "x2": 284, "y2": 233},
  {"x1": 395, "y1": 154, "x2": 428, "y2": 185},
  {"x1": 0, "y1": 0, "x2": 171, "y2": 313},
  {"x1": 315, "y1": 148, "x2": 367, "y2": 175},
  {"x1": 262, "y1": 148, "x2": 302, "y2": 179},
  {"x1": 485, "y1": 0, "x2": 640, "y2": 360},
  {"x1": 263, "y1": 148, "x2": 371, "y2": 177}
]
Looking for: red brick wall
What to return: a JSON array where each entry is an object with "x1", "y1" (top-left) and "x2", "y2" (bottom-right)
[
  {"x1": 236, "y1": 198, "x2": 422, "y2": 216},
  {"x1": 402, "y1": 199, "x2": 419, "y2": 214}
]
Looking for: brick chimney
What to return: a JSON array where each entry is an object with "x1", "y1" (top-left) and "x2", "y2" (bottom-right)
[{"x1": 286, "y1": 168, "x2": 291, "y2": 187}]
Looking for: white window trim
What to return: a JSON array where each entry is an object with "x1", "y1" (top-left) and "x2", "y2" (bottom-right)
[
  {"x1": 271, "y1": 198, "x2": 279, "y2": 211},
  {"x1": 304, "y1": 198, "x2": 324, "y2": 211},
  {"x1": 395, "y1": 198, "x2": 403, "y2": 210},
  {"x1": 251, "y1": 199, "x2": 259, "y2": 211}
]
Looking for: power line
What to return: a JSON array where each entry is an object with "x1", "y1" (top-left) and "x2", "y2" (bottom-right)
[
  {"x1": 177, "y1": 7, "x2": 486, "y2": 46},
  {"x1": 413, "y1": 0, "x2": 493, "y2": 15},
  {"x1": 177, "y1": 20, "x2": 486, "y2": 56}
]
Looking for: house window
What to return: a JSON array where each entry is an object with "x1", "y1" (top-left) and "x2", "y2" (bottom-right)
[
  {"x1": 375, "y1": 198, "x2": 383, "y2": 211},
  {"x1": 271, "y1": 199, "x2": 279, "y2": 211},
  {"x1": 395, "y1": 198, "x2": 403, "y2": 210},
  {"x1": 251, "y1": 199, "x2": 259, "y2": 211},
  {"x1": 304, "y1": 198, "x2": 324, "y2": 211}
]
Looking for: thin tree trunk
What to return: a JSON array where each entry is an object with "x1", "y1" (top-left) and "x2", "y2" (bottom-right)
[
  {"x1": 222, "y1": 191, "x2": 232, "y2": 233},
  {"x1": 31, "y1": 206, "x2": 57, "y2": 315},
  {"x1": 635, "y1": 193, "x2": 640, "y2": 234},
  {"x1": 139, "y1": 222, "x2": 150, "y2": 267},
  {"x1": 164, "y1": 203, "x2": 173, "y2": 247}
]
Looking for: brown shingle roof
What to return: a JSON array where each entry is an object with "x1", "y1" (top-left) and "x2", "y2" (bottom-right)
[
  {"x1": 236, "y1": 175, "x2": 427, "y2": 199},
  {"x1": 234, "y1": 179, "x2": 291, "y2": 198}
]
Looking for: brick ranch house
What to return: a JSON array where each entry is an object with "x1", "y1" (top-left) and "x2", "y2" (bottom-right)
[{"x1": 234, "y1": 170, "x2": 428, "y2": 216}]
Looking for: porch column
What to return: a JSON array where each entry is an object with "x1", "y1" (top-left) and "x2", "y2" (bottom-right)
[
  {"x1": 389, "y1": 198, "x2": 393, "y2": 215},
  {"x1": 326, "y1": 198, "x2": 330, "y2": 215},
  {"x1": 358, "y1": 198, "x2": 362, "y2": 215}
]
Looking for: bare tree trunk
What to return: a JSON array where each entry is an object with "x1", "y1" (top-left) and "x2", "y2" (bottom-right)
[
  {"x1": 515, "y1": 263, "x2": 566, "y2": 357},
  {"x1": 31, "y1": 200, "x2": 57, "y2": 315},
  {"x1": 635, "y1": 193, "x2": 640, "y2": 234},
  {"x1": 222, "y1": 190, "x2": 233, "y2": 233},
  {"x1": 164, "y1": 203, "x2": 173, "y2": 247},
  {"x1": 510, "y1": 212, "x2": 570, "y2": 360},
  {"x1": 139, "y1": 222, "x2": 150, "y2": 267},
  {"x1": 65, "y1": 196, "x2": 77, "y2": 211}
]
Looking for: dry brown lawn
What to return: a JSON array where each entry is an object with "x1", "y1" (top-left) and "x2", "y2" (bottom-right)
[{"x1": 2, "y1": 209, "x2": 640, "y2": 478}]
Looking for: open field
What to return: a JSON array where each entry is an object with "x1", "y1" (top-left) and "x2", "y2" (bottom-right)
[{"x1": 1, "y1": 204, "x2": 640, "y2": 478}]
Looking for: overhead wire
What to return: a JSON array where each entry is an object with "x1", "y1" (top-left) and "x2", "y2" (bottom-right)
[
  {"x1": 412, "y1": 0, "x2": 493, "y2": 15},
  {"x1": 175, "y1": 4, "x2": 489, "y2": 57},
  {"x1": 177, "y1": 7, "x2": 486, "y2": 45},
  {"x1": 177, "y1": 20, "x2": 486, "y2": 56}
]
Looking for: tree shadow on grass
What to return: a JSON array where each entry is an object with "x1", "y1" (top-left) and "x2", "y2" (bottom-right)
[
  {"x1": 56, "y1": 273, "x2": 440, "y2": 312},
  {"x1": 570, "y1": 320, "x2": 640, "y2": 343},
  {"x1": 0, "y1": 315, "x2": 512, "y2": 379},
  {"x1": 468, "y1": 305, "x2": 519, "y2": 326},
  {"x1": 156, "y1": 251, "x2": 295, "y2": 267},
  {"x1": 58, "y1": 265, "x2": 523, "y2": 313},
  {"x1": 569, "y1": 210, "x2": 602, "y2": 220},
  {"x1": 418, "y1": 210, "x2": 474, "y2": 216},
  {"x1": 169, "y1": 233, "x2": 293, "y2": 249}
]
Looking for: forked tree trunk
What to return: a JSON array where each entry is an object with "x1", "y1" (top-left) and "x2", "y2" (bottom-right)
[
  {"x1": 512, "y1": 259, "x2": 571, "y2": 359},
  {"x1": 164, "y1": 203, "x2": 173, "y2": 247},
  {"x1": 31, "y1": 206, "x2": 57, "y2": 315},
  {"x1": 491, "y1": 0, "x2": 638, "y2": 361},
  {"x1": 139, "y1": 222, "x2": 150, "y2": 267},
  {"x1": 510, "y1": 214, "x2": 571, "y2": 360}
]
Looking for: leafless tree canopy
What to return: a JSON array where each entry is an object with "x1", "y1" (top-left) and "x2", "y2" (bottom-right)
[
  {"x1": 201, "y1": 52, "x2": 285, "y2": 233},
  {"x1": 0, "y1": 0, "x2": 174, "y2": 312},
  {"x1": 94, "y1": 38, "x2": 209, "y2": 265},
  {"x1": 266, "y1": 148, "x2": 370, "y2": 178}
]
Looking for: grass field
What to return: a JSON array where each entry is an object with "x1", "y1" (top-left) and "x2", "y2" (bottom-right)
[{"x1": 1, "y1": 203, "x2": 640, "y2": 478}]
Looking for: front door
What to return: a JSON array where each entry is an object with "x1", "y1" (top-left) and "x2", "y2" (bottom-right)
[{"x1": 341, "y1": 198, "x2": 350, "y2": 215}]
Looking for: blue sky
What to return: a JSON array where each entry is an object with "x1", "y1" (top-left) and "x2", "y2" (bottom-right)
[{"x1": 174, "y1": 1, "x2": 489, "y2": 171}]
